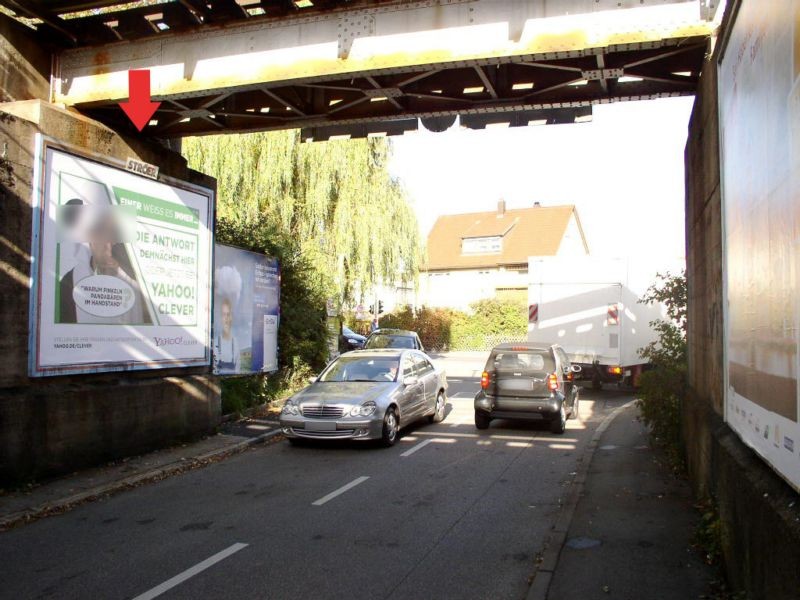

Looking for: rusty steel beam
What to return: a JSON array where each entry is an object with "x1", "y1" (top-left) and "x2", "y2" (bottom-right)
[
  {"x1": 40, "y1": 0, "x2": 714, "y2": 139},
  {"x1": 54, "y1": 0, "x2": 714, "y2": 107},
  {"x1": 75, "y1": 37, "x2": 706, "y2": 138}
]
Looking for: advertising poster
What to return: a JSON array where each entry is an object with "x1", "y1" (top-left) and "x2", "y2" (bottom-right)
[
  {"x1": 718, "y1": 0, "x2": 800, "y2": 491},
  {"x1": 29, "y1": 140, "x2": 214, "y2": 376},
  {"x1": 213, "y1": 244, "x2": 280, "y2": 375}
]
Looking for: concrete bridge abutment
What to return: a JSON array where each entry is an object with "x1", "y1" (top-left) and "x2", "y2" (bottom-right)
[{"x1": 0, "y1": 16, "x2": 221, "y2": 483}]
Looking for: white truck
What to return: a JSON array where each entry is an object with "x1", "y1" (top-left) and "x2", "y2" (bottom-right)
[{"x1": 527, "y1": 256, "x2": 667, "y2": 389}]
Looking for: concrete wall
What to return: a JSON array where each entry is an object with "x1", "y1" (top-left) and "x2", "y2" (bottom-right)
[
  {"x1": 684, "y1": 5, "x2": 800, "y2": 598},
  {"x1": 419, "y1": 267, "x2": 530, "y2": 310},
  {"x1": 0, "y1": 14, "x2": 50, "y2": 103},
  {"x1": 0, "y1": 96, "x2": 221, "y2": 482}
]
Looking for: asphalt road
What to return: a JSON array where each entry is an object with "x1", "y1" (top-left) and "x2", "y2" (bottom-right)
[{"x1": 0, "y1": 376, "x2": 633, "y2": 600}]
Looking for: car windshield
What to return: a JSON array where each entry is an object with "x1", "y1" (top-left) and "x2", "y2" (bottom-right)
[
  {"x1": 365, "y1": 334, "x2": 415, "y2": 349},
  {"x1": 319, "y1": 355, "x2": 400, "y2": 382}
]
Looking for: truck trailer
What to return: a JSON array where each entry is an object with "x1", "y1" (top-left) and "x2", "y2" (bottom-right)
[{"x1": 527, "y1": 256, "x2": 666, "y2": 389}]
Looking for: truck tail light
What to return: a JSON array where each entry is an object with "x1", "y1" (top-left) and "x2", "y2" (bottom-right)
[
  {"x1": 547, "y1": 373, "x2": 558, "y2": 391},
  {"x1": 567, "y1": 371, "x2": 574, "y2": 381},
  {"x1": 607, "y1": 366, "x2": 622, "y2": 375},
  {"x1": 481, "y1": 371, "x2": 490, "y2": 389}
]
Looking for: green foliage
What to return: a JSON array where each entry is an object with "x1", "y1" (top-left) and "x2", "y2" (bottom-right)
[
  {"x1": 380, "y1": 305, "x2": 456, "y2": 351},
  {"x1": 380, "y1": 298, "x2": 527, "y2": 351},
  {"x1": 636, "y1": 270, "x2": 688, "y2": 467},
  {"x1": 693, "y1": 498, "x2": 724, "y2": 566},
  {"x1": 458, "y1": 298, "x2": 527, "y2": 335},
  {"x1": 213, "y1": 217, "x2": 327, "y2": 414},
  {"x1": 184, "y1": 131, "x2": 422, "y2": 304},
  {"x1": 183, "y1": 131, "x2": 421, "y2": 414}
]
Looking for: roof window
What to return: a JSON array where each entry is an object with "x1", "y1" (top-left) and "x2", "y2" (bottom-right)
[{"x1": 462, "y1": 236, "x2": 502, "y2": 255}]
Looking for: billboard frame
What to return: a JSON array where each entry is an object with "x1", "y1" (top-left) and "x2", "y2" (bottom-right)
[
  {"x1": 715, "y1": 0, "x2": 800, "y2": 493},
  {"x1": 211, "y1": 241, "x2": 281, "y2": 376},
  {"x1": 28, "y1": 134, "x2": 216, "y2": 377}
]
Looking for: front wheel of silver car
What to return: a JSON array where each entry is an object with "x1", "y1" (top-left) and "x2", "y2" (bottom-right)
[
  {"x1": 430, "y1": 392, "x2": 446, "y2": 423},
  {"x1": 382, "y1": 408, "x2": 399, "y2": 447}
]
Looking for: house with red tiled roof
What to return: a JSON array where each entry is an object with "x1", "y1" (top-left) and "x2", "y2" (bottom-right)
[{"x1": 419, "y1": 200, "x2": 589, "y2": 309}]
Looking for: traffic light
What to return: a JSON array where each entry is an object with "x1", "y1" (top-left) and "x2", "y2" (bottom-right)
[
  {"x1": 369, "y1": 304, "x2": 375, "y2": 315},
  {"x1": 378, "y1": 300, "x2": 384, "y2": 314}
]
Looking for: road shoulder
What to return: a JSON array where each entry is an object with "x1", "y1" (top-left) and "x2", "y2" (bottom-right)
[
  {"x1": 533, "y1": 402, "x2": 713, "y2": 600},
  {"x1": 0, "y1": 419, "x2": 282, "y2": 531}
]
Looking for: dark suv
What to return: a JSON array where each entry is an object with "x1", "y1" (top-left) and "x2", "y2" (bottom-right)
[
  {"x1": 474, "y1": 343, "x2": 580, "y2": 434},
  {"x1": 364, "y1": 329, "x2": 424, "y2": 351}
]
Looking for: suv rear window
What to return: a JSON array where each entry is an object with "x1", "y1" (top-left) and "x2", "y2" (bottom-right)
[{"x1": 490, "y1": 351, "x2": 554, "y2": 374}]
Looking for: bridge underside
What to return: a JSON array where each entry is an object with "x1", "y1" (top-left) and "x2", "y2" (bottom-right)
[
  {"x1": 3, "y1": 0, "x2": 714, "y2": 139},
  {"x1": 91, "y1": 38, "x2": 708, "y2": 141}
]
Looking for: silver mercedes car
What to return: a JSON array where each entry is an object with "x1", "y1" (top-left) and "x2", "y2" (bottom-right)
[{"x1": 280, "y1": 349, "x2": 448, "y2": 446}]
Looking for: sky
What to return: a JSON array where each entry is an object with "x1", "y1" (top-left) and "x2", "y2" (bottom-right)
[{"x1": 388, "y1": 96, "x2": 695, "y2": 283}]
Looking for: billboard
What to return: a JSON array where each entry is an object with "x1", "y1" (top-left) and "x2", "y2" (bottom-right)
[
  {"x1": 718, "y1": 0, "x2": 800, "y2": 491},
  {"x1": 29, "y1": 139, "x2": 214, "y2": 376},
  {"x1": 213, "y1": 244, "x2": 280, "y2": 375}
]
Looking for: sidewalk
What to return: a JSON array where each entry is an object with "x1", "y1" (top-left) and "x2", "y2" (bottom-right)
[
  {"x1": 531, "y1": 402, "x2": 715, "y2": 600},
  {"x1": 0, "y1": 416, "x2": 281, "y2": 530}
]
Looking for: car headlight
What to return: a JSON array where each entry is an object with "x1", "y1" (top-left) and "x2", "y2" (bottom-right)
[
  {"x1": 359, "y1": 401, "x2": 377, "y2": 417},
  {"x1": 282, "y1": 400, "x2": 299, "y2": 416}
]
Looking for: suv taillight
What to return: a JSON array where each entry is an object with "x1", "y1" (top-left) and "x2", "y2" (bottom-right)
[
  {"x1": 547, "y1": 373, "x2": 558, "y2": 391},
  {"x1": 481, "y1": 371, "x2": 490, "y2": 389}
]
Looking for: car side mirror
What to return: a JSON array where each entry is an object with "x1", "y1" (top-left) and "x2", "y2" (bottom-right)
[
  {"x1": 308, "y1": 376, "x2": 318, "y2": 384},
  {"x1": 403, "y1": 376, "x2": 418, "y2": 387},
  {"x1": 570, "y1": 365, "x2": 582, "y2": 373}
]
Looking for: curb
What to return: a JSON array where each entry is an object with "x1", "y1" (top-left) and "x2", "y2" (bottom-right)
[
  {"x1": 526, "y1": 399, "x2": 638, "y2": 600},
  {"x1": 0, "y1": 428, "x2": 283, "y2": 531}
]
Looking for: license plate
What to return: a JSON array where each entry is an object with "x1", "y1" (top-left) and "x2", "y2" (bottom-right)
[
  {"x1": 498, "y1": 379, "x2": 533, "y2": 391},
  {"x1": 306, "y1": 421, "x2": 337, "y2": 432}
]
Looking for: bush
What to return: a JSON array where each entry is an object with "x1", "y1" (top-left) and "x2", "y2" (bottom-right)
[
  {"x1": 380, "y1": 305, "x2": 455, "y2": 350},
  {"x1": 450, "y1": 298, "x2": 526, "y2": 349},
  {"x1": 216, "y1": 216, "x2": 329, "y2": 415},
  {"x1": 379, "y1": 298, "x2": 527, "y2": 352},
  {"x1": 636, "y1": 271, "x2": 687, "y2": 468}
]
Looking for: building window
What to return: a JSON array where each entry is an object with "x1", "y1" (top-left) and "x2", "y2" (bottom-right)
[{"x1": 462, "y1": 236, "x2": 502, "y2": 254}]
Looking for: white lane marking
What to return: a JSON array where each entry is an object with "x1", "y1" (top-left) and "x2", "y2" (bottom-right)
[
  {"x1": 505, "y1": 441, "x2": 533, "y2": 448},
  {"x1": 417, "y1": 430, "x2": 580, "y2": 443},
  {"x1": 312, "y1": 476, "x2": 370, "y2": 506},
  {"x1": 400, "y1": 439, "x2": 434, "y2": 457},
  {"x1": 132, "y1": 543, "x2": 248, "y2": 600},
  {"x1": 416, "y1": 431, "x2": 480, "y2": 438}
]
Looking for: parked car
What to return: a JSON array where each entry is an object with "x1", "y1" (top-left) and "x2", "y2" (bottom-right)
[
  {"x1": 280, "y1": 348, "x2": 447, "y2": 446},
  {"x1": 364, "y1": 328, "x2": 425, "y2": 351},
  {"x1": 473, "y1": 343, "x2": 580, "y2": 434},
  {"x1": 341, "y1": 325, "x2": 366, "y2": 350}
]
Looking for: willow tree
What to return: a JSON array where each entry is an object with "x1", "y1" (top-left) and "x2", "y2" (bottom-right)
[{"x1": 183, "y1": 130, "x2": 421, "y2": 304}]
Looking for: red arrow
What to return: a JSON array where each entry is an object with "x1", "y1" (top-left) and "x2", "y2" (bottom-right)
[{"x1": 119, "y1": 70, "x2": 161, "y2": 132}]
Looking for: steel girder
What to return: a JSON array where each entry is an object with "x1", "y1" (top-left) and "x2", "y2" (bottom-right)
[{"x1": 3, "y1": 0, "x2": 716, "y2": 138}]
